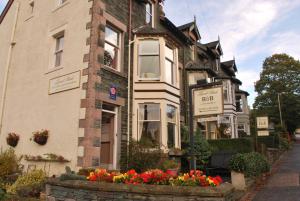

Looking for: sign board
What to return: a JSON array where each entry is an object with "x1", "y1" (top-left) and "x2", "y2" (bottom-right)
[
  {"x1": 49, "y1": 71, "x2": 80, "y2": 94},
  {"x1": 256, "y1": 117, "x2": 269, "y2": 129},
  {"x1": 257, "y1": 130, "x2": 269, "y2": 136},
  {"x1": 109, "y1": 86, "x2": 117, "y2": 100},
  {"x1": 194, "y1": 87, "x2": 223, "y2": 116}
]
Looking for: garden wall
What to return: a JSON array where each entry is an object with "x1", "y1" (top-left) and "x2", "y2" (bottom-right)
[{"x1": 46, "y1": 179, "x2": 235, "y2": 201}]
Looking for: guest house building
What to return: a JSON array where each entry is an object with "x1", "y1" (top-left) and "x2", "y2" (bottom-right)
[{"x1": 0, "y1": 0, "x2": 250, "y2": 175}]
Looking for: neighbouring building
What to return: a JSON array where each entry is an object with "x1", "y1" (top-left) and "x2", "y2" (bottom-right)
[{"x1": 0, "y1": 0, "x2": 250, "y2": 175}]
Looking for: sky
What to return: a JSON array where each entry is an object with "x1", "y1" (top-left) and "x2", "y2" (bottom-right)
[
  {"x1": 1, "y1": 0, "x2": 300, "y2": 107},
  {"x1": 164, "y1": 0, "x2": 300, "y2": 107}
]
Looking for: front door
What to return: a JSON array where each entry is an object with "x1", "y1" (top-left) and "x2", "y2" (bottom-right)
[{"x1": 100, "y1": 104, "x2": 117, "y2": 169}]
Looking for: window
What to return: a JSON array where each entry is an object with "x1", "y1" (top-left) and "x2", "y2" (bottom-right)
[
  {"x1": 145, "y1": 3, "x2": 153, "y2": 26},
  {"x1": 139, "y1": 40, "x2": 160, "y2": 79},
  {"x1": 236, "y1": 95, "x2": 243, "y2": 112},
  {"x1": 138, "y1": 103, "x2": 160, "y2": 146},
  {"x1": 57, "y1": 0, "x2": 67, "y2": 6},
  {"x1": 215, "y1": 59, "x2": 219, "y2": 71},
  {"x1": 104, "y1": 26, "x2": 120, "y2": 70},
  {"x1": 166, "y1": 105, "x2": 176, "y2": 148},
  {"x1": 54, "y1": 34, "x2": 64, "y2": 67},
  {"x1": 238, "y1": 124, "x2": 245, "y2": 132},
  {"x1": 165, "y1": 45, "x2": 175, "y2": 85},
  {"x1": 223, "y1": 81, "x2": 229, "y2": 102}
]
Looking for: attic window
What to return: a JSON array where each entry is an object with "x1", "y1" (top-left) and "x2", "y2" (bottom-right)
[{"x1": 145, "y1": 2, "x2": 153, "y2": 27}]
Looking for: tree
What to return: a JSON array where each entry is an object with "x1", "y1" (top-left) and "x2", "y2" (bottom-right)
[{"x1": 253, "y1": 53, "x2": 300, "y2": 133}]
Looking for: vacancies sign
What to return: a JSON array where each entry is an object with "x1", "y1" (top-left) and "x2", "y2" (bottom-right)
[{"x1": 194, "y1": 87, "x2": 223, "y2": 116}]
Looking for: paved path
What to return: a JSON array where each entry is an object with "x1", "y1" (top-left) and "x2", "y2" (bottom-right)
[{"x1": 252, "y1": 139, "x2": 300, "y2": 201}]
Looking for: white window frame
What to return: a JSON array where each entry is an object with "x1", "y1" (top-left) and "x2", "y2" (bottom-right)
[
  {"x1": 165, "y1": 45, "x2": 175, "y2": 85},
  {"x1": 54, "y1": 34, "x2": 64, "y2": 68},
  {"x1": 138, "y1": 103, "x2": 161, "y2": 146},
  {"x1": 166, "y1": 104, "x2": 177, "y2": 148},
  {"x1": 104, "y1": 25, "x2": 121, "y2": 71},
  {"x1": 145, "y1": 2, "x2": 154, "y2": 27}
]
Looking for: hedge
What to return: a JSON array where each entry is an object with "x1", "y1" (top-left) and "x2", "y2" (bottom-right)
[
  {"x1": 256, "y1": 135, "x2": 279, "y2": 148},
  {"x1": 208, "y1": 138, "x2": 254, "y2": 153}
]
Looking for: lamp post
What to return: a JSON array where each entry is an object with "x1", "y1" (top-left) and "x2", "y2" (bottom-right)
[{"x1": 277, "y1": 92, "x2": 285, "y2": 128}]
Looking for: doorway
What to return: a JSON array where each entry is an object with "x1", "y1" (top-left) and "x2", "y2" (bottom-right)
[{"x1": 100, "y1": 103, "x2": 118, "y2": 170}]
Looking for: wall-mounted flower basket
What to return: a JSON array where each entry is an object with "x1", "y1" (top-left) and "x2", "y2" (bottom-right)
[
  {"x1": 32, "y1": 129, "x2": 49, "y2": 145},
  {"x1": 24, "y1": 154, "x2": 70, "y2": 163},
  {"x1": 6, "y1": 132, "x2": 20, "y2": 147}
]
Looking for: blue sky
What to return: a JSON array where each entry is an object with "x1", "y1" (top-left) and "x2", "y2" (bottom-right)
[{"x1": 1, "y1": 0, "x2": 300, "y2": 107}]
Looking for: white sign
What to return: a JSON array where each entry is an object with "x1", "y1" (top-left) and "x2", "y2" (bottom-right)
[
  {"x1": 49, "y1": 71, "x2": 81, "y2": 94},
  {"x1": 194, "y1": 87, "x2": 223, "y2": 116},
  {"x1": 257, "y1": 117, "x2": 269, "y2": 129},
  {"x1": 258, "y1": 130, "x2": 269, "y2": 136}
]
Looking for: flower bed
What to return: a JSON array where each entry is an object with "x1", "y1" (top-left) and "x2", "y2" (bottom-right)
[{"x1": 86, "y1": 169, "x2": 222, "y2": 187}]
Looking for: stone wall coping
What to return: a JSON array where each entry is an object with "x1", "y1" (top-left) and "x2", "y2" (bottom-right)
[{"x1": 46, "y1": 178, "x2": 234, "y2": 197}]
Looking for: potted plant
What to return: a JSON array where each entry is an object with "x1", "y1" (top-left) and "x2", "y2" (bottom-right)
[
  {"x1": 161, "y1": 159, "x2": 179, "y2": 177},
  {"x1": 229, "y1": 153, "x2": 246, "y2": 190},
  {"x1": 6, "y1": 132, "x2": 20, "y2": 147},
  {"x1": 32, "y1": 129, "x2": 49, "y2": 145}
]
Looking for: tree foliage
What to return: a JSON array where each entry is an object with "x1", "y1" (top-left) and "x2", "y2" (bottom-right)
[{"x1": 254, "y1": 53, "x2": 300, "y2": 133}]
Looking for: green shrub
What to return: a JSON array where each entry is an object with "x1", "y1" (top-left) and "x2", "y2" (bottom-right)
[
  {"x1": 123, "y1": 140, "x2": 163, "y2": 173},
  {"x1": 60, "y1": 166, "x2": 86, "y2": 181},
  {"x1": 0, "y1": 149, "x2": 21, "y2": 179},
  {"x1": 160, "y1": 159, "x2": 178, "y2": 171},
  {"x1": 228, "y1": 153, "x2": 246, "y2": 173},
  {"x1": 229, "y1": 152, "x2": 270, "y2": 177},
  {"x1": 257, "y1": 135, "x2": 279, "y2": 148},
  {"x1": 7, "y1": 169, "x2": 46, "y2": 197},
  {"x1": 208, "y1": 138, "x2": 254, "y2": 153},
  {"x1": 279, "y1": 137, "x2": 290, "y2": 150},
  {"x1": 78, "y1": 168, "x2": 95, "y2": 176}
]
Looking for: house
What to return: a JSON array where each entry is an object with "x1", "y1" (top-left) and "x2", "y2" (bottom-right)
[{"x1": 0, "y1": 0, "x2": 250, "y2": 175}]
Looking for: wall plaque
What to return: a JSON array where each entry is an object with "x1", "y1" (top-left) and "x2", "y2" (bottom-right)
[
  {"x1": 49, "y1": 71, "x2": 81, "y2": 94},
  {"x1": 194, "y1": 87, "x2": 223, "y2": 116},
  {"x1": 257, "y1": 130, "x2": 269, "y2": 136}
]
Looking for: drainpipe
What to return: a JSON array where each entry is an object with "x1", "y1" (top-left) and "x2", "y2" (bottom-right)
[
  {"x1": 126, "y1": 0, "x2": 132, "y2": 165},
  {"x1": 0, "y1": 2, "x2": 20, "y2": 137}
]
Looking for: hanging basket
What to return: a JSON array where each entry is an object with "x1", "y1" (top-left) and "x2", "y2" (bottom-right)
[
  {"x1": 6, "y1": 133, "x2": 20, "y2": 147},
  {"x1": 33, "y1": 129, "x2": 49, "y2": 145}
]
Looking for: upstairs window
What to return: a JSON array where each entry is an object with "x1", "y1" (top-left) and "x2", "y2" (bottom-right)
[
  {"x1": 104, "y1": 26, "x2": 120, "y2": 70},
  {"x1": 223, "y1": 81, "x2": 229, "y2": 102},
  {"x1": 145, "y1": 3, "x2": 153, "y2": 26},
  {"x1": 236, "y1": 95, "x2": 243, "y2": 112},
  {"x1": 138, "y1": 103, "x2": 160, "y2": 146},
  {"x1": 54, "y1": 34, "x2": 64, "y2": 67},
  {"x1": 165, "y1": 45, "x2": 175, "y2": 85},
  {"x1": 139, "y1": 40, "x2": 160, "y2": 80}
]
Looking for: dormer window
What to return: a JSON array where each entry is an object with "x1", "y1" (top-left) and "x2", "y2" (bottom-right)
[{"x1": 145, "y1": 2, "x2": 153, "y2": 27}]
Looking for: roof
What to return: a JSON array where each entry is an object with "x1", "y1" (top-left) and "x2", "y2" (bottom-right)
[
  {"x1": 221, "y1": 60, "x2": 237, "y2": 72},
  {"x1": 203, "y1": 40, "x2": 223, "y2": 56},
  {"x1": 185, "y1": 62, "x2": 218, "y2": 76},
  {"x1": 236, "y1": 89, "x2": 250, "y2": 96},
  {"x1": 177, "y1": 21, "x2": 201, "y2": 40},
  {"x1": 0, "y1": 0, "x2": 14, "y2": 24}
]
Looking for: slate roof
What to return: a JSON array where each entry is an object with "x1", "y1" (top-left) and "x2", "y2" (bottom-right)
[
  {"x1": 185, "y1": 62, "x2": 218, "y2": 76},
  {"x1": 177, "y1": 21, "x2": 201, "y2": 40},
  {"x1": 221, "y1": 60, "x2": 237, "y2": 72},
  {"x1": 236, "y1": 89, "x2": 250, "y2": 96}
]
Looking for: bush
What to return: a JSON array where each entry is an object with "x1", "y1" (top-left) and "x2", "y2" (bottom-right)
[
  {"x1": 208, "y1": 138, "x2": 254, "y2": 153},
  {"x1": 0, "y1": 149, "x2": 21, "y2": 179},
  {"x1": 229, "y1": 152, "x2": 270, "y2": 177},
  {"x1": 228, "y1": 153, "x2": 246, "y2": 173},
  {"x1": 257, "y1": 135, "x2": 279, "y2": 148},
  {"x1": 7, "y1": 169, "x2": 46, "y2": 197},
  {"x1": 279, "y1": 137, "x2": 290, "y2": 150},
  {"x1": 123, "y1": 141, "x2": 163, "y2": 173}
]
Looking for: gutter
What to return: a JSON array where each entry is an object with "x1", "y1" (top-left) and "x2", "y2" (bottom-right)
[{"x1": 0, "y1": 2, "x2": 20, "y2": 136}]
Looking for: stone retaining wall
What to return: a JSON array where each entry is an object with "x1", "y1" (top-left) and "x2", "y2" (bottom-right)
[{"x1": 46, "y1": 179, "x2": 235, "y2": 201}]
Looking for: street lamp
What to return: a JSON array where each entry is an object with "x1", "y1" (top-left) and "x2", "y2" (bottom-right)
[{"x1": 277, "y1": 92, "x2": 286, "y2": 128}]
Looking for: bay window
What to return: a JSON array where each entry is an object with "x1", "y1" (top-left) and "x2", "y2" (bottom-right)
[
  {"x1": 165, "y1": 45, "x2": 175, "y2": 85},
  {"x1": 166, "y1": 105, "x2": 176, "y2": 148},
  {"x1": 104, "y1": 26, "x2": 120, "y2": 70},
  {"x1": 138, "y1": 103, "x2": 160, "y2": 146},
  {"x1": 139, "y1": 40, "x2": 160, "y2": 79}
]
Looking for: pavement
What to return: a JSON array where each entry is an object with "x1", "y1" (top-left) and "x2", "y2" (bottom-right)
[{"x1": 251, "y1": 135, "x2": 300, "y2": 201}]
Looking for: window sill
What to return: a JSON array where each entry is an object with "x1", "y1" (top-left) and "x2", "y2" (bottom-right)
[
  {"x1": 25, "y1": 15, "x2": 34, "y2": 22},
  {"x1": 45, "y1": 66, "x2": 63, "y2": 74},
  {"x1": 52, "y1": 1, "x2": 70, "y2": 13},
  {"x1": 102, "y1": 65, "x2": 127, "y2": 78}
]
